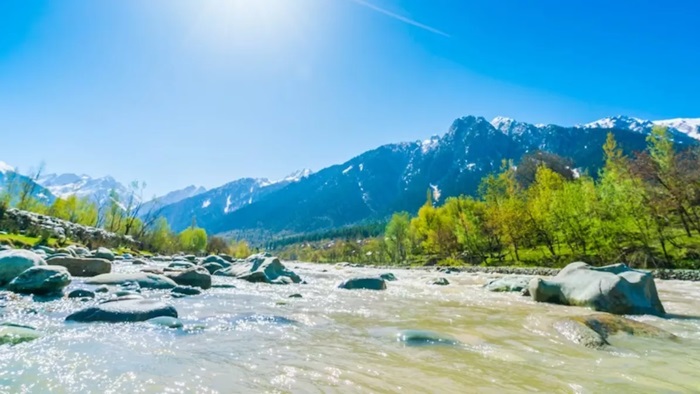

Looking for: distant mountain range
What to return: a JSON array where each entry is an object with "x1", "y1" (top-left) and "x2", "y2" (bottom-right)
[{"x1": 1, "y1": 115, "x2": 698, "y2": 239}]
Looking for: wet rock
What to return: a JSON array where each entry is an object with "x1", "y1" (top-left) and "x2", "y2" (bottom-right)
[
  {"x1": 114, "y1": 290, "x2": 140, "y2": 297},
  {"x1": 132, "y1": 259, "x2": 147, "y2": 265},
  {"x1": 555, "y1": 313, "x2": 677, "y2": 348},
  {"x1": 67, "y1": 289, "x2": 95, "y2": 299},
  {"x1": 380, "y1": 273, "x2": 397, "y2": 281},
  {"x1": 94, "y1": 285, "x2": 110, "y2": 293},
  {"x1": 66, "y1": 297, "x2": 178, "y2": 323},
  {"x1": 203, "y1": 255, "x2": 229, "y2": 267},
  {"x1": 431, "y1": 277, "x2": 450, "y2": 286},
  {"x1": 397, "y1": 329, "x2": 460, "y2": 347},
  {"x1": 168, "y1": 261, "x2": 195, "y2": 270},
  {"x1": 216, "y1": 257, "x2": 301, "y2": 285},
  {"x1": 201, "y1": 262, "x2": 224, "y2": 274},
  {"x1": 33, "y1": 245, "x2": 55, "y2": 255},
  {"x1": 147, "y1": 316, "x2": 183, "y2": 328},
  {"x1": 529, "y1": 262, "x2": 665, "y2": 315},
  {"x1": 0, "y1": 323, "x2": 42, "y2": 345},
  {"x1": 484, "y1": 275, "x2": 532, "y2": 292},
  {"x1": 171, "y1": 286, "x2": 202, "y2": 296},
  {"x1": 85, "y1": 273, "x2": 177, "y2": 290},
  {"x1": 164, "y1": 267, "x2": 211, "y2": 289},
  {"x1": 288, "y1": 293, "x2": 303, "y2": 298},
  {"x1": 211, "y1": 284, "x2": 236, "y2": 289},
  {"x1": 0, "y1": 249, "x2": 46, "y2": 286},
  {"x1": 94, "y1": 247, "x2": 115, "y2": 261},
  {"x1": 338, "y1": 277, "x2": 387, "y2": 290},
  {"x1": 47, "y1": 257, "x2": 111, "y2": 277},
  {"x1": 8, "y1": 266, "x2": 71, "y2": 295}
]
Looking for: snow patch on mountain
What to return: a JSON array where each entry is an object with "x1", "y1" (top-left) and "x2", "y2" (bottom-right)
[
  {"x1": 202, "y1": 199, "x2": 211, "y2": 208},
  {"x1": 653, "y1": 118, "x2": 700, "y2": 140},
  {"x1": 0, "y1": 161, "x2": 14, "y2": 174},
  {"x1": 421, "y1": 136, "x2": 440, "y2": 153},
  {"x1": 581, "y1": 116, "x2": 652, "y2": 133},
  {"x1": 342, "y1": 165, "x2": 353, "y2": 175},
  {"x1": 224, "y1": 195, "x2": 233, "y2": 214}
]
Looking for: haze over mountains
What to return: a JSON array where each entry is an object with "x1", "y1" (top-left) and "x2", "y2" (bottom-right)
[{"x1": 2, "y1": 115, "x2": 698, "y2": 239}]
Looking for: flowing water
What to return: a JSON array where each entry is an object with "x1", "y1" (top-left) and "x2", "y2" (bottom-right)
[{"x1": 1, "y1": 262, "x2": 700, "y2": 393}]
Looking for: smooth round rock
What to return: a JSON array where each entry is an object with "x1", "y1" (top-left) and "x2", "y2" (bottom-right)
[
  {"x1": 66, "y1": 298, "x2": 178, "y2": 323},
  {"x1": 67, "y1": 289, "x2": 96, "y2": 299},
  {"x1": 431, "y1": 277, "x2": 450, "y2": 286},
  {"x1": 338, "y1": 277, "x2": 387, "y2": 290},
  {"x1": 171, "y1": 286, "x2": 202, "y2": 296},
  {"x1": 380, "y1": 273, "x2": 397, "y2": 281},
  {"x1": 147, "y1": 316, "x2": 183, "y2": 329},
  {"x1": 85, "y1": 273, "x2": 177, "y2": 289},
  {"x1": 0, "y1": 323, "x2": 42, "y2": 345},
  {"x1": 0, "y1": 249, "x2": 47, "y2": 286},
  {"x1": 47, "y1": 257, "x2": 111, "y2": 277},
  {"x1": 397, "y1": 329, "x2": 460, "y2": 347},
  {"x1": 8, "y1": 265, "x2": 71, "y2": 295}
]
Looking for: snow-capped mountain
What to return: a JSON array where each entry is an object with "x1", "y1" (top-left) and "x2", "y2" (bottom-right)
[
  {"x1": 579, "y1": 115, "x2": 700, "y2": 140},
  {"x1": 37, "y1": 173, "x2": 130, "y2": 204},
  {"x1": 156, "y1": 170, "x2": 314, "y2": 232},
  {"x1": 205, "y1": 114, "x2": 698, "y2": 237},
  {"x1": 0, "y1": 161, "x2": 55, "y2": 204}
]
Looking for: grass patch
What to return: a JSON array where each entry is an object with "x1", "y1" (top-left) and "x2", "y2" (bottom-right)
[{"x1": 0, "y1": 233, "x2": 61, "y2": 248}]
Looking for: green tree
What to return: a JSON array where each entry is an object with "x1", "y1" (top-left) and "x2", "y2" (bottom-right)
[
  {"x1": 385, "y1": 212, "x2": 411, "y2": 263},
  {"x1": 179, "y1": 227, "x2": 208, "y2": 254}
]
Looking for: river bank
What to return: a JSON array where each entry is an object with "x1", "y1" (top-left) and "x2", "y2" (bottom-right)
[
  {"x1": 331, "y1": 261, "x2": 700, "y2": 281},
  {"x1": 1, "y1": 248, "x2": 700, "y2": 392}
]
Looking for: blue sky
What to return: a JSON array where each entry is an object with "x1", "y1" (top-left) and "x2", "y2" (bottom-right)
[{"x1": 1, "y1": 0, "x2": 698, "y2": 197}]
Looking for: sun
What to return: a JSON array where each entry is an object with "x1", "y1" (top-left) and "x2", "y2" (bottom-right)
[{"x1": 178, "y1": 0, "x2": 307, "y2": 55}]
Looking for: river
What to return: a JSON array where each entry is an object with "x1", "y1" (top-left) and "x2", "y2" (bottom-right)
[{"x1": 1, "y1": 261, "x2": 699, "y2": 393}]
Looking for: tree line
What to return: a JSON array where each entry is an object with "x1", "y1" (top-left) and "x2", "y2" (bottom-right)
[{"x1": 279, "y1": 127, "x2": 700, "y2": 269}]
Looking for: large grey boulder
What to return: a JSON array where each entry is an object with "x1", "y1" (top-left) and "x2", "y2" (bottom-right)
[
  {"x1": 66, "y1": 297, "x2": 178, "y2": 323},
  {"x1": 85, "y1": 273, "x2": 177, "y2": 289},
  {"x1": 47, "y1": 257, "x2": 111, "y2": 277},
  {"x1": 216, "y1": 257, "x2": 301, "y2": 284},
  {"x1": 164, "y1": 267, "x2": 211, "y2": 289},
  {"x1": 528, "y1": 262, "x2": 665, "y2": 315},
  {"x1": 0, "y1": 249, "x2": 47, "y2": 285},
  {"x1": 338, "y1": 277, "x2": 386, "y2": 290},
  {"x1": 8, "y1": 265, "x2": 71, "y2": 295}
]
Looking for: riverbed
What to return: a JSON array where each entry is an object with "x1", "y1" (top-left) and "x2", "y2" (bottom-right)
[{"x1": 1, "y1": 261, "x2": 699, "y2": 393}]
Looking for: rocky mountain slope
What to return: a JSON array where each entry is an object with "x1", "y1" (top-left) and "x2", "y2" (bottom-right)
[
  {"x1": 198, "y1": 115, "x2": 698, "y2": 237},
  {"x1": 156, "y1": 171, "x2": 312, "y2": 232}
]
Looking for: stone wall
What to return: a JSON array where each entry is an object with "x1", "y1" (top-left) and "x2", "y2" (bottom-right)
[{"x1": 0, "y1": 208, "x2": 136, "y2": 248}]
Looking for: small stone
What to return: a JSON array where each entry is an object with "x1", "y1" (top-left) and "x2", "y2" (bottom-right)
[
  {"x1": 67, "y1": 289, "x2": 95, "y2": 299},
  {"x1": 288, "y1": 293, "x2": 303, "y2": 298},
  {"x1": 171, "y1": 286, "x2": 202, "y2": 296},
  {"x1": 431, "y1": 277, "x2": 450, "y2": 286},
  {"x1": 147, "y1": 316, "x2": 183, "y2": 329},
  {"x1": 338, "y1": 277, "x2": 387, "y2": 290}
]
